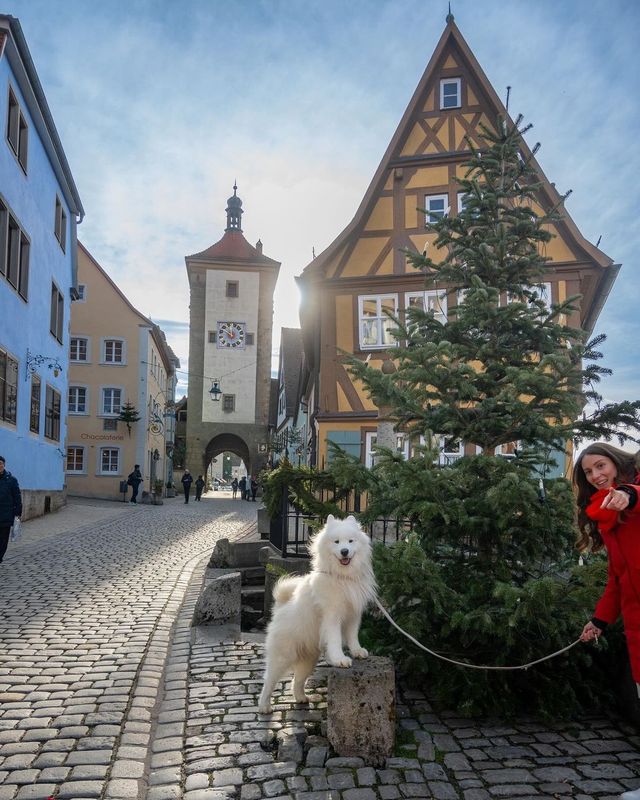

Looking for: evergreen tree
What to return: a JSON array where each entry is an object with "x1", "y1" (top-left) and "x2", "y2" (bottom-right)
[
  {"x1": 340, "y1": 115, "x2": 640, "y2": 714},
  {"x1": 118, "y1": 400, "x2": 141, "y2": 437}
]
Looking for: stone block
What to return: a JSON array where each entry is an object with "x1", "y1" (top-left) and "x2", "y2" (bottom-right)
[
  {"x1": 192, "y1": 572, "x2": 241, "y2": 626},
  {"x1": 257, "y1": 507, "x2": 271, "y2": 538},
  {"x1": 327, "y1": 656, "x2": 395, "y2": 767}
]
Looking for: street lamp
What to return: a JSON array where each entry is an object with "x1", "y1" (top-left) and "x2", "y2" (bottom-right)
[{"x1": 209, "y1": 379, "x2": 222, "y2": 402}]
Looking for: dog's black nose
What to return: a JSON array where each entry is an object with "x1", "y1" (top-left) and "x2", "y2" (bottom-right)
[{"x1": 340, "y1": 548, "x2": 350, "y2": 558}]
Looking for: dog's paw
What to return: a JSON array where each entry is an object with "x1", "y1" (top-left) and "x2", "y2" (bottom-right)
[
  {"x1": 329, "y1": 655, "x2": 352, "y2": 668},
  {"x1": 351, "y1": 646, "x2": 369, "y2": 659}
]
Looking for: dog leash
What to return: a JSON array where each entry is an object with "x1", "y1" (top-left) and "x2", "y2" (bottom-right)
[{"x1": 373, "y1": 595, "x2": 584, "y2": 671}]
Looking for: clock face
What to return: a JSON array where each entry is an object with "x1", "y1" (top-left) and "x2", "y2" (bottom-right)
[{"x1": 217, "y1": 321, "x2": 246, "y2": 349}]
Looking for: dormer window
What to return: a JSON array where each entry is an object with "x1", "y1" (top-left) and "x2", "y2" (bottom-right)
[{"x1": 440, "y1": 78, "x2": 461, "y2": 109}]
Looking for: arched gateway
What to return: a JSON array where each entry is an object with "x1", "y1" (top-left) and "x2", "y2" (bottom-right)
[{"x1": 184, "y1": 187, "x2": 280, "y2": 477}]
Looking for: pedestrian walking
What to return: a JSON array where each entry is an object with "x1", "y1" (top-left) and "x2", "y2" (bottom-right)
[
  {"x1": 250, "y1": 475, "x2": 259, "y2": 501},
  {"x1": 238, "y1": 475, "x2": 247, "y2": 501},
  {"x1": 181, "y1": 469, "x2": 193, "y2": 504},
  {"x1": 575, "y1": 442, "x2": 640, "y2": 800},
  {"x1": 0, "y1": 455, "x2": 22, "y2": 564},
  {"x1": 231, "y1": 477, "x2": 239, "y2": 499},
  {"x1": 195, "y1": 475, "x2": 205, "y2": 501},
  {"x1": 127, "y1": 464, "x2": 143, "y2": 503}
]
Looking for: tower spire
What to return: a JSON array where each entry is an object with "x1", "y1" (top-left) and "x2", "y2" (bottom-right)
[
  {"x1": 225, "y1": 182, "x2": 243, "y2": 232},
  {"x1": 446, "y1": 2, "x2": 454, "y2": 23}
]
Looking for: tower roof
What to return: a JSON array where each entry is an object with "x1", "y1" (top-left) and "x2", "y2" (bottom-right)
[{"x1": 186, "y1": 185, "x2": 280, "y2": 267}]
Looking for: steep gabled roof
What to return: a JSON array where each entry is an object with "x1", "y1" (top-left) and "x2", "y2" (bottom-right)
[{"x1": 299, "y1": 17, "x2": 614, "y2": 285}]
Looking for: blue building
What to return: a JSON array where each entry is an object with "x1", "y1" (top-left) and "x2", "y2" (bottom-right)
[{"x1": 0, "y1": 15, "x2": 84, "y2": 517}]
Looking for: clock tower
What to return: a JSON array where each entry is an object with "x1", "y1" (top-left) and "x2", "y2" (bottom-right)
[{"x1": 185, "y1": 186, "x2": 280, "y2": 476}]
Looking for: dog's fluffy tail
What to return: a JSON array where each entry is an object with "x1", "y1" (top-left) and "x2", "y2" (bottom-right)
[{"x1": 272, "y1": 575, "x2": 299, "y2": 606}]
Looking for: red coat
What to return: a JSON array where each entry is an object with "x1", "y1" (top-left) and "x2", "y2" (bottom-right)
[{"x1": 587, "y1": 482, "x2": 640, "y2": 682}]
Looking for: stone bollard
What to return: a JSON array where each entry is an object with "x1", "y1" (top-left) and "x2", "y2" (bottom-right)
[
  {"x1": 192, "y1": 571, "x2": 241, "y2": 626},
  {"x1": 327, "y1": 655, "x2": 395, "y2": 767}
]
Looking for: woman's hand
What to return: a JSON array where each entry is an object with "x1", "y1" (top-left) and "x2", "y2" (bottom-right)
[
  {"x1": 580, "y1": 621, "x2": 601, "y2": 642},
  {"x1": 600, "y1": 488, "x2": 630, "y2": 512}
]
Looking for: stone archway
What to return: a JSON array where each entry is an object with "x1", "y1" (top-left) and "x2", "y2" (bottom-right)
[{"x1": 204, "y1": 433, "x2": 252, "y2": 477}]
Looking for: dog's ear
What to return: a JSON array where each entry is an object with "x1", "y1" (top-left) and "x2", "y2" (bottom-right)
[
  {"x1": 326, "y1": 514, "x2": 335, "y2": 523},
  {"x1": 346, "y1": 515, "x2": 357, "y2": 524}
]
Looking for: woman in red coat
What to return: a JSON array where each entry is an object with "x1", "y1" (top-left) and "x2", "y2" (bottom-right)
[{"x1": 574, "y1": 443, "x2": 640, "y2": 800}]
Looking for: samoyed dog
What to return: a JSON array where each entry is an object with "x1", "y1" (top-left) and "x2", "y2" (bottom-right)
[{"x1": 258, "y1": 514, "x2": 376, "y2": 714}]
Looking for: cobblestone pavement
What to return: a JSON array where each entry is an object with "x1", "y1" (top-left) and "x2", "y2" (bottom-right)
[
  {"x1": 0, "y1": 493, "x2": 255, "y2": 800},
  {"x1": 1, "y1": 495, "x2": 639, "y2": 800}
]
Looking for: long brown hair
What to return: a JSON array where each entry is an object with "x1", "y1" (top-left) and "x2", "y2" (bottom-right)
[{"x1": 573, "y1": 442, "x2": 639, "y2": 552}]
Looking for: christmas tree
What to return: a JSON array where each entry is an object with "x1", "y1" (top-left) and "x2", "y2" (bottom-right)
[
  {"x1": 118, "y1": 400, "x2": 141, "y2": 437},
  {"x1": 342, "y1": 115, "x2": 640, "y2": 714}
]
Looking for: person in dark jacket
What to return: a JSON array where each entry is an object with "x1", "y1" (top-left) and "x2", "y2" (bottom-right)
[
  {"x1": 238, "y1": 475, "x2": 247, "y2": 501},
  {"x1": 250, "y1": 476, "x2": 259, "y2": 501},
  {"x1": 231, "y1": 477, "x2": 239, "y2": 499},
  {"x1": 195, "y1": 475, "x2": 205, "y2": 501},
  {"x1": 181, "y1": 469, "x2": 193, "y2": 503},
  {"x1": 127, "y1": 465, "x2": 143, "y2": 503},
  {"x1": 0, "y1": 456, "x2": 22, "y2": 564}
]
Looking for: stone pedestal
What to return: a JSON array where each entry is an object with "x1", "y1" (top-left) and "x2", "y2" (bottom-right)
[
  {"x1": 327, "y1": 655, "x2": 395, "y2": 767},
  {"x1": 192, "y1": 571, "x2": 241, "y2": 626}
]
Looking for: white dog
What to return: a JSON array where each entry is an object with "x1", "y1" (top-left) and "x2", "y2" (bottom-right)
[{"x1": 258, "y1": 514, "x2": 376, "y2": 714}]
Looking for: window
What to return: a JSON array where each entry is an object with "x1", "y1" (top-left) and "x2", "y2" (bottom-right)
[
  {"x1": 437, "y1": 436, "x2": 464, "y2": 465},
  {"x1": 44, "y1": 385, "x2": 61, "y2": 441},
  {"x1": 326, "y1": 430, "x2": 361, "y2": 463},
  {"x1": 102, "y1": 388, "x2": 122, "y2": 416},
  {"x1": 424, "y1": 194, "x2": 449, "y2": 225},
  {"x1": 222, "y1": 394, "x2": 235, "y2": 412},
  {"x1": 50, "y1": 282, "x2": 64, "y2": 343},
  {"x1": 76, "y1": 284, "x2": 86, "y2": 301},
  {"x1": 66, "y1": 446, "x2": 85, "y2": 473},
  {"x1": 208, "y1": 330, "x2": 216, "y2": 344},
  {"x1": 358, "y1": 294, "x2": 398, "y2": 349},
  {"x1": 30, "y1": 375, "x2": 41, "y2": 433},
  {"x1": 103, "y1": 418, "x2": 118, "y2": 431},
  {"x1": 103, "y1": 339, "x2": 124, "y2": 363},
  {"x1": 440, "y1": 78, "x2": 461, "y2": 109},
  {"x1": 0, "y1": 201, "x2": 29, "y2": 300},
  {"x1": 70, "y1": 337, "x2": 88, "y2": 362},
  {"x1": 54, "y1": 196, "x2": 67, "y2": 252},
  {"x1": 68, "y1": 386, "x2": 87, "y2": 414},
  {"x1": 0, "y1": 348, "x2": 18, "y2": 424},
  {"x1": 406, "y1": 291, "x2": 448, "y2": 326},
  {"x1": 246, "y1": 332, "x2": 255, "y2": 346},
  {"x1": 226, "y1": 280, "x2": 239, "y2": 298},
  {"x1": 365, "y1": 432, "x2": 377, "y2": 468},
  {"x1": 100, "y1": 448, "x2": 119, "y2": 474},
  {"x1": 6, "y1": 87, "x2": 28, "y2": 171}
]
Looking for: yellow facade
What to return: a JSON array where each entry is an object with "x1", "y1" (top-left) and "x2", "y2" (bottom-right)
[
  {"x1": 66, "y1": 244, "x2": 176, "y2": 499},
  {"x1": 298, "y1": 18, "x2": 618, "y2": 469}
]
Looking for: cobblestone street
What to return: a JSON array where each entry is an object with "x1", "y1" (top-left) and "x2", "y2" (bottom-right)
[{"x1": 0, "y1": 495, "x2": 638, "y2": 800}]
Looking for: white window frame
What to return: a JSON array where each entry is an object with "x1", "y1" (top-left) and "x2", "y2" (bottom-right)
[
  {"x1": 101, "y1": 386, "x2": 123, "y2": 417},
  {"x1": 406, "y1": 290, "x2": 448, "y2": 326},
  {"x1": 66, "y1": 445, "x2": 86, "y2": 475},
  {"x1": 98, "y1": 446, "x2": 120, "y2": 475},
  {"x1": 70, "y1": 336, "x2": 90, "y2": 362},
  {"x1": 424, "y1": 194, "x2": 449, "y2": 226},
  {"x1": 365, "y1": 431, "x2": 377, "y2": 468},
  {"x1": 68, "y1": 384, "x2": 89, "y2": 415},
  {"x1": 436, "y1": 436, "x2": 464, "y2": 465},
  {"x1": 440, "y1": 77, "x2": 461, "y2": 110},
  {"x1": 358, "y1": 294, "x2": 398, "y2": 350},
  {"x1": 102, "y1": 338, "x2": 126, "y2": 365}
]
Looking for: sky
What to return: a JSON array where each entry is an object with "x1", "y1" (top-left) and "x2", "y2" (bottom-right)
[{"x1": 5, "y1": 0, "x2": 640, "y2": 407}]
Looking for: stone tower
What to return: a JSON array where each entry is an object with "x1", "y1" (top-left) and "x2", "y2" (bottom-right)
[{"x1": 185, "y1": 186, "x2": 280, "y2": 476}]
